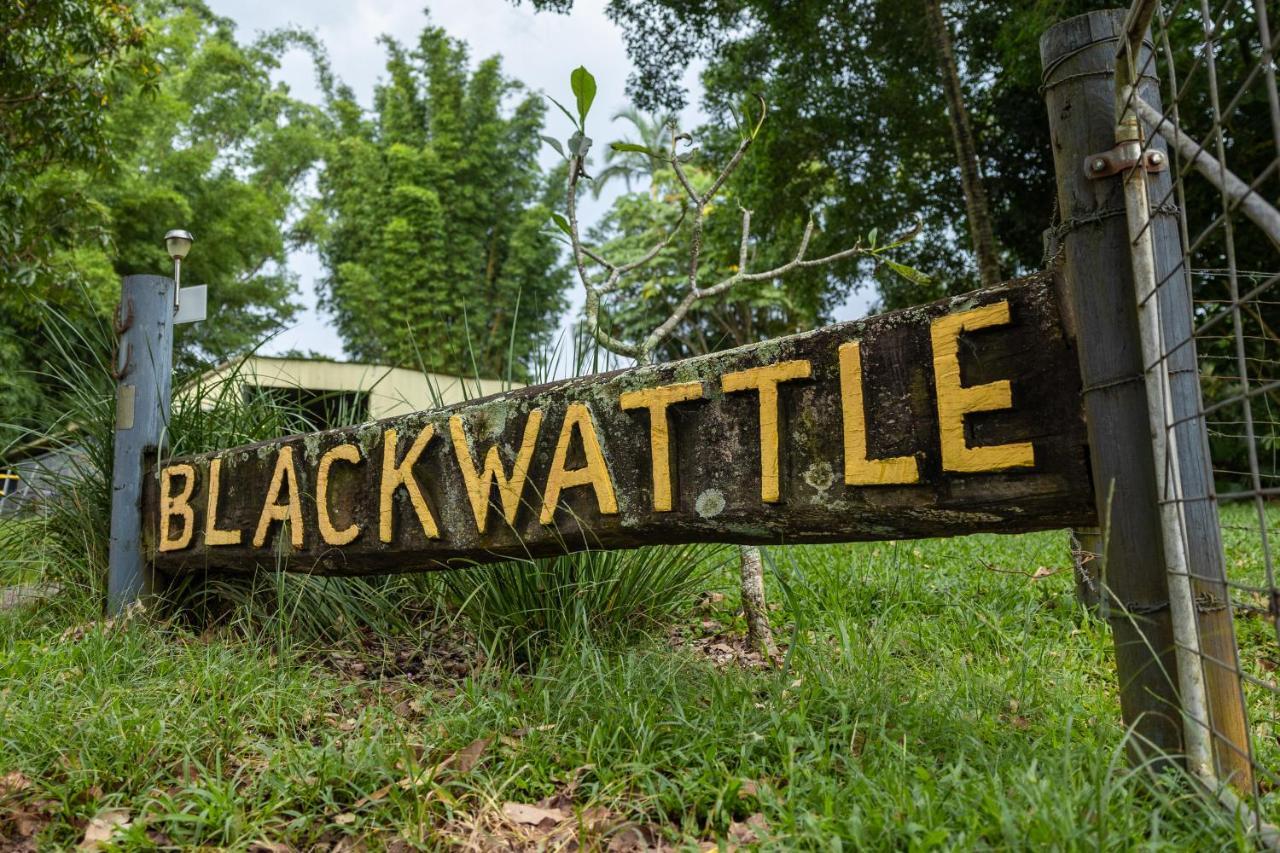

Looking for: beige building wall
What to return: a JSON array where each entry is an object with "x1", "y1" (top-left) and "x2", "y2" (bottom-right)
[{"x1": 188, "y1": 356, "x2": 517, "y2": 420}]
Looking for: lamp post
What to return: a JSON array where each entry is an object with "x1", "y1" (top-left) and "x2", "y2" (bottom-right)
[
  {"x1": 106, "y1": 228, "x2": 204, "y2": 615},
  {"x1": 165, "y1": 229, "x2": 193, "y2": 310}
]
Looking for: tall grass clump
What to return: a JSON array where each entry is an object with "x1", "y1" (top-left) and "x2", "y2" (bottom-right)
[
  {"x1": 0, "y1": 296, "x2": 432, "y2": 640},
  {"x1": 442, "y1": 544, "x2": 727, "y2": 664},
  {"x1": 3, "y1": 291, "x2": 714, "y2": 654}
]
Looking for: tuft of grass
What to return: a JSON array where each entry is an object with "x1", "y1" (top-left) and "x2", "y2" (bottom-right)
[{"x1": 442, "y1": 544, "x2": 728, "y2": 665}]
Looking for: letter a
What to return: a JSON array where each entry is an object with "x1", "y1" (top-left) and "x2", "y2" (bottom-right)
[{"x1": 540, "y1": 403, "x2": 619, "y2": 524}]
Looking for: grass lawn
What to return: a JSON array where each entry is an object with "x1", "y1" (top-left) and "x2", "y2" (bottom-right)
[{"x1": 0, "y1": 514, "x2": 1274, "y2": 850}]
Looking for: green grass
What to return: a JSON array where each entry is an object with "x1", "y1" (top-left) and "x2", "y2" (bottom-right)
[{"x1": 2, "y1": 521, "x2": 1272, "y2": 850}]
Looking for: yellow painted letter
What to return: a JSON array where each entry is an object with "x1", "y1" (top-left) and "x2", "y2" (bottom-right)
[
  {"x1": 540, "y1": 403, "x2": 619, "y2": 524},
  {"x1": 929, "y1": 301, "x2": 1035, "y2": 472},
  {"x1": 451, "y1": 410, "x2": 543, "y2": 534},
  {"x1": 317, "y1": 444, "x2": 361, "y2": 546},
  {"x1": 204, "y1": 457, "x2": 242, "y2": 546},
  {"x1": 253, "y1": 446, "x2": 304, "y2": 548},
  {"x1": 619, "y1": 381, "x2": 705, "y2": 511},
  {"x1": 722, "y1": 360, "x2": 811, "y2": 502},
  {"x1": 838, "y1": 342, "x2": 918, "y2": 485},
  {"x1": 159, "y1": 464, "x2": 196, "y2": 552},
  {"x1": 380, "y1": 426, "x2": 440, "y2": 541}
]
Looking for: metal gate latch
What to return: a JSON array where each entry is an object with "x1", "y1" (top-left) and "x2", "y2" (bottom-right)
[{"x1": 1083, "y1": 143, "x2": 1168, "y2": 179}]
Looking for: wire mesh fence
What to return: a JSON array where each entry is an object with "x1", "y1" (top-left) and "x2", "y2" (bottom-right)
[{"x1": 1118, "y1": 0, "x2": 1280, "y2": 827}]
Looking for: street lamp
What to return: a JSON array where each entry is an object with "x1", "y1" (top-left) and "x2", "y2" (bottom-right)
[{"x1": 164, "y1": 229, "x2": 194, "y2": 310}]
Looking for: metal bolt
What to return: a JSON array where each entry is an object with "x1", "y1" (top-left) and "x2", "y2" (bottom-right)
[
  {"x1": 1148, "y1": 151, "x2": 1165, "y2": 166},
  {"x1": 1091, "y1": 158, "x2": 1108, "y2": 172}
]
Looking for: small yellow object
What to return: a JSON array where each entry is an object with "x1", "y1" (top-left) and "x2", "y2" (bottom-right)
[
  {"x1": 380, "y1": 427, "x2": 440, "y2": 542},
  {"x1": 838, "y1": 342, "x2": 919, "y2": 485},
  {"x1": 620, "y1": 381, "x2": 705, "y2": 511},
  {"x1": 930, "y1": 301, "x2": 1035, "y2": 473},
  {"x1": 540, "y1": 403, "x2": 619, "y2": 524},
  {"x1": 722, "y1": 360, "x2": 812, "y2": 502},
  {"x1": 253, "y1": 446, "x2": 304, "y2": 548},
  {"x1": 158, "y1": 464, "x2": 196, "y2": 552},
  {"x1": 451, "y1": 409, "x2": 543, "y2": 534},
  {"x1": 204, "y1": 457, "x2": 242, "y2": 546},
  {"x1": 317, "y1": 444, "x2": 362, "y2": 545}
]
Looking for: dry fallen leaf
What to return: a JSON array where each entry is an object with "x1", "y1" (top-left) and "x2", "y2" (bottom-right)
[
  {"x1": 727, "y1": 813, "x2": 768, "y2": 846},
  {"x1": 78, "y1": 808, "x2": 131, "y2": 850},
  {"x1": 0, "y1": 770, "x2": 32, "y2": 797},
  {"x1": 12, "y1": 807, "x2": 47, "y2": 838},
  {"x1": 333, "y1": 812, "x2": 356, "y2": 826},
  {"x1": 247, "y1": 841, "x2": 294, "y2": 853},
  {"x1": 737, "y1": 779, "x2": 760, "y2": 799},
  {"x1": 452, "y1": 737, "x2": 490, "y2": 773},
  {"x1": 607, "y1": 822, "x2": 668, "y2": 852},
  {"x1": 502, "y1": 802, "x2": 567, "y2": 827}
]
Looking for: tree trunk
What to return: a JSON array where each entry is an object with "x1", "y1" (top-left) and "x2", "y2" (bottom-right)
[
  {"x1": 924, "y1": 0, "x2": 1001, "y2": 287},
  {"x1": 739, "y1": 545, "x2": 780, "y2": 661}
]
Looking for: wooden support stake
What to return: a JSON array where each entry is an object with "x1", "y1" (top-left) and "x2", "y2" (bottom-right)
[{"x1": 1041, "y1": 9, "x2": 1183, "y2": 763}]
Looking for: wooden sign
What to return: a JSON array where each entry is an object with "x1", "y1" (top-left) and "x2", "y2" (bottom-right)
[{"x1": 144, "y1": 272, "x2": 1096, "y2": 575}]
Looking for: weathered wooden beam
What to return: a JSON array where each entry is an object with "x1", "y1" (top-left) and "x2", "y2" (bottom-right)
[{"x1": 144, "y1": 273, "x2": 1095, "y2": 576}]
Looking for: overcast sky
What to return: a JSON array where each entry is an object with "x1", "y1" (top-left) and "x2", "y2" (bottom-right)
[{"x1": 205, "y1": 0, "x2": 872, "y2": 362}]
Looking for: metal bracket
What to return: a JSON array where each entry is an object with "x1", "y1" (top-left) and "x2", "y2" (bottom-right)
[{"x1": 1084, "y1": 145, "x2": 1168, "y2": 179}]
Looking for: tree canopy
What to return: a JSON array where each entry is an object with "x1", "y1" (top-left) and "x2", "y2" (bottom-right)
[
  {"x1": 308, "y1": 24, "x2": 569, "y2": 379},
  {"x1": 518, "y1": 0, "x2": 1094, "y2": 315},
  {"x1": 1, "y1": 1, "x2": 326, "y2": 447}
]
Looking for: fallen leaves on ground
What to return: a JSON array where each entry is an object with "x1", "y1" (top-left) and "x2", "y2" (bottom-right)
[
  {"x1": 0, "y1": 771, "x2": 32, "y2": 797},
  {"x1": 78, "y1": 808, "x2": 131, "y2": 850},
  {"x1": 502, "y1": 802, "x2": 568, "y2": 828},
  {"x1": 318, "y1": 623, "x2": 484, "y2": 690},
  {"x1": 669, "y1": 622, "x2": 779, "y2": 670},
  {"x1": 59, "y1": 602, "x2": 146, "y2": 643},
  {"x1": 727, "y1": 813, "x2": 769, "y2": 847},
  {"x1": 450, "y1": 737, "x2": 490, "y2": 773}
]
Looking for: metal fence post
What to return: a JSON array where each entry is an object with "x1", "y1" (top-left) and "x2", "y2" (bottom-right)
[
  {"x1": 107, "y1": 274, "x2": 175, "y2": 615},
  {"x1": 1041, "y1": 10, "x2": 1183, "y2": 762},
  {"x1": 1116, "y1": 0, "x2": 1254, "y2": 789}
]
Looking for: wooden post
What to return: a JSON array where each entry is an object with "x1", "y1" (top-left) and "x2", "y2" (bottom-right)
[
  {"x1": 1041, "y1": 10, "x2": 1183, "y2": 762},
  {"x1": 107, "y1": 275, "x2": 175, "y2": 615}
]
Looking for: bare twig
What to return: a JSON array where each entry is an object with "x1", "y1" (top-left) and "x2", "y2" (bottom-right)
[{"x1": 564, "y1": 106, "x2": 920, "y2": 364}]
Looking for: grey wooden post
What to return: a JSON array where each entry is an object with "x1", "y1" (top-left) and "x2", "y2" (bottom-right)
[
  {"x1": 1041, "y1": 10, "x2": 1183, "y2": 761},
  {"x1": 107, "y1": 275, "x2": 175, "y2": 615}
]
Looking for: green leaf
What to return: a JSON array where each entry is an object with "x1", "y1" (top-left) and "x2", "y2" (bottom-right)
[
  {"x1": 549, "y1": 212, "x2": 572, "y2": 236},
  {"x1": 867, "y1": 228, "x2": 878, "y2": 249},
  {"x1": 546, "y1": 94, "x2": 579, "y2": 129},
  {"x1": 570, "y1": 66, "x2": 597, "y2": 127},
  {"x1": 610, "y1": 141, "x2": 661, "y2": 158},
  {"x1": 882, "y1": 259, "x2": 931, "y2": 286},
  {"x1": 540, "y1": 135, "x2": 566, "y2": 159}
]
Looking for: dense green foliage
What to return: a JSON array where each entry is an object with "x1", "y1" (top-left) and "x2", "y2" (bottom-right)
[
  {"x1": 308, "y1": 25, "x2": 569, "y2": 379},
  {"x1": 0, "y1": 0, "x2": 147, "y2": 443},
  {"x1": 1, "y1": 1, "x2": 326, "y2": 450},
  {"x1": 520, "y1": 0, "x2": 1091, "y2": 317}
]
